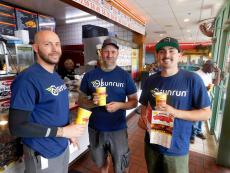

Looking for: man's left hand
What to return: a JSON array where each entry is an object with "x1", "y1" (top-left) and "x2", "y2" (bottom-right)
[{"x1": 106, "y1": 102, "x2": 123, "y2": 113}]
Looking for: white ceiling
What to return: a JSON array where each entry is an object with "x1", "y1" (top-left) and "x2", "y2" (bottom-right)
[
  {"x1": 122, "y1": 0, "x2": 227, "y2": 43},
  {"x1": 3, "y1": 0, "x2": 227, "y2": 43}
]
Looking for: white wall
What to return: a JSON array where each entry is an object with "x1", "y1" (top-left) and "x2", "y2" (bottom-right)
[{"x1": 56, "y1": 19, "x2": 133, "y2": 45}]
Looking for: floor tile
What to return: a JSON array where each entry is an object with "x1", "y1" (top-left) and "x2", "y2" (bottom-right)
[{"x1": 69, "y1": 112, "x2": 230, "y2": 173}]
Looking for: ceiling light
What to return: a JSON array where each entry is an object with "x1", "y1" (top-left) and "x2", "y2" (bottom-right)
[
  {"x1": 187, "y1": 29, "x2": 191, "y2": 32},
  {"x1": 0, "y1": 120, "x2": 8, "y2": 126},
  {"x1": 184, "y1": 18, "x2": 190, "y2": 22},
  {"x1": 39, "y1": 22, "x2": 55, "y2": 26},
  {"x1": 96, "y1": 23, "x2": 114, "y2": 28},
  {"x1": 66, "y1": 16, "x2": 97, "y2": 24}
]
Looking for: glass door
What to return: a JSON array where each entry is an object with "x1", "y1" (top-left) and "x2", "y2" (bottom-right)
[{"x1": 213, "y1": 31, "x2": 230, "y2": 141}]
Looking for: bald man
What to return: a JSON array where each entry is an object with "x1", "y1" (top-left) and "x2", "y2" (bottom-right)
[{"x1": 9, "y1": 31, "x2": 87, "y2": 173}]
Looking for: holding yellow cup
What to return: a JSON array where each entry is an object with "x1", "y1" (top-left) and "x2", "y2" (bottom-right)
[
  {"x1": 75, "y1": 107, "x2": 92, "y2": 125},
  {"x1": 155, "y1": 92, "x2": 167, "y2": 107},
  {"x1": 96, "y1": 87, "x2": 107, "y2": 106}
]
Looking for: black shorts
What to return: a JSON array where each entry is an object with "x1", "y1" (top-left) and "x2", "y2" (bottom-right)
[{"x1": 88, "y1": 127, "x2": 130, "y2": 173}]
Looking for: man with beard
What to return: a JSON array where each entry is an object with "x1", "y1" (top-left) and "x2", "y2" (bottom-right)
[
  {"x1": 9, "y1": 30, "x2": 87, "y2": 173},
  {"x1": 79, "y1": 38, "x2": 138, "y2": 173},
  {"x1": 139, "y1": 37, "x2": 211, "y2": 173}
]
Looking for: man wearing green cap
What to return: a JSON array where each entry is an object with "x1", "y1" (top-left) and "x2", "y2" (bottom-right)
[{"x1": 139, "y1": 37, "x2": 211, "y2": 173}]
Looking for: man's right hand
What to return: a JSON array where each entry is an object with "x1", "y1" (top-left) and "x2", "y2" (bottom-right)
[{"x1": 58, "y1": 124, "x2": 87, "y2": 138}]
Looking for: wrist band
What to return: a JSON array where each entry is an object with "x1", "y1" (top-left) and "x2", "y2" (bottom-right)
[{"x1": 58, "y1": 127, "x2": 63, "y2": 137}]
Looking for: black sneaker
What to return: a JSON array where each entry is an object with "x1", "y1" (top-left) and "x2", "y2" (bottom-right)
[
  {"x1": 196, "y1": 133, "x2": 206, "y2": 140},
  {"x1": 190, "y1": 136, "x2": 195, "y2": 144}
]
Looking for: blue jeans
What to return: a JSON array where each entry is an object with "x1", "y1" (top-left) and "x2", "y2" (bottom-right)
[{"x1": 191, "y1": 121, "x2": 202, "y2": 138}]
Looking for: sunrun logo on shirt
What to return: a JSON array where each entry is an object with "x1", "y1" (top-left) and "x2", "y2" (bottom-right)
[
  {"x1": 151, "y1": 88, "x2": 188, "y2": 97},
  {"x1": 46, "y1": 84, "x2": 67, "y2": 96},
  {"x1": 91, "y1": 79, "x2": 124, "y2": 88}
]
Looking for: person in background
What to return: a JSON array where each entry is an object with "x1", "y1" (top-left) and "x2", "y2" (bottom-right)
[
  {"x1": 139, "y1": 37, "x2": 211, "y2": 173},
  {"x1": 149, "y1": 62, "x2": 161, "y2": 76},
  {"x1": 9, "y1": 30, "x2": 87, "y2": 173},
  {"x1": 190, "y1": 60, "x2": 221, "y2": 143},
  {"x1": 61, "y1": 58, "x2": 76, "y2": 80},
  {"x1": 79, "y1": 38, "x2": 138, "y2": 173}
]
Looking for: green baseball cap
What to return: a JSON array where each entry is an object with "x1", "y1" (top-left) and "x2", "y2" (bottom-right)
[{"x1": 155, "y1": 37, "x2": 180, "y2": 52}]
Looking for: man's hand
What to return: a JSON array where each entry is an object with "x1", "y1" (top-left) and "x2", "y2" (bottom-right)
[
  {"x1": 155, "y1": 104, "x2": 211, "y2": 121},
  {"x1": 214, "y1": 66, "x2": 221, "y2": 73},
  {"x1": 70, "y1": 137, "x2": 80, "y2": 148},
  {"x1": 92, "y1": 92, "x2": 108, "y2": 105},
  {"x1": 61, "y1": 124, "x2": 86, "y2": 138},
  {"x1": 155, "y1": 104, "x2": 177, "y2": 117},
  {"x1": 106, "y1": 102, "x2": 123, "y2": 113}
]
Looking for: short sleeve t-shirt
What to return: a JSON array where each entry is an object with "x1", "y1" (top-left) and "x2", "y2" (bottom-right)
[
  {"x1": 80, "y1": 66, "x2": 137, "y2": 131},
  {"x1": 139, "y1": 69, "x2": 210, "y2": 156},
  {"x1": 195, "y1": 69, "x2": 212, "y2": 87},
  {"x1": 10, "y1": 63, "x2": 69, "y2": 158}
]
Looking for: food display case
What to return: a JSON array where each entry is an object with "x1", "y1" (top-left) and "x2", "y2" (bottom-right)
[
  {"x1": 0, "y1": 74, "x2": 23, "y2": 170},
  {"x1": 0, "y1": 41, "x2": 34, "y2": 171}
]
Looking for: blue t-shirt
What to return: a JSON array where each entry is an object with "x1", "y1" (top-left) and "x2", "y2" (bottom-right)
[
  {"x1": 80, "y1": 66, "x2": 137, "y2": 131},
  {"x1": 139, "y1": 69, "x2": 210, "y2": 156},
  {"x1": 10, "y1": 63, "x2": 69, "y2": 158}
]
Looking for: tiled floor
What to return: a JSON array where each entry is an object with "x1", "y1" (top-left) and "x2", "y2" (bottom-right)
[
  {"x1": 69, "y1": 112, "x2": 230, "y2": 173},
  {"x1": 189, "y1": 123, "x2": 217, "y2": 158}
]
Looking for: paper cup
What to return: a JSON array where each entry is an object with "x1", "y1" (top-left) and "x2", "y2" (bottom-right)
[
  {"x1": 155, "y1": 92, "x2": 167, "y2": 107},
  {"x1": 96, "y1": 87, "x2": 106, "y2": 106},
  {"x1": 75, "y1": 107, "x2": 92, "y2": 125}
]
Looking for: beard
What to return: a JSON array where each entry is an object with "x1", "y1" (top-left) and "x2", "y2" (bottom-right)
[{"x1": 37, "y1": 48, "x2": 61, "y2": 65}]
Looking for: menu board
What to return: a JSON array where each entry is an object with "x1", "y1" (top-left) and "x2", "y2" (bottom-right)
[
  {"x1": 0, "y1": 3, "x2": 16, "y2": 35},
  {"x1": 15, "y1": 8, "x2": 38, "y2": 43},
  {"x1": 38, "y1": 14, "x2": 55, "y2": 31}
]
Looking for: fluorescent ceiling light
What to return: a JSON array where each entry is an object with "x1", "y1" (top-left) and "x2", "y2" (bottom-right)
[
  {"x1": 96, "y1": 23, "x2": 114, "y2": 28},
  {"x1": 39, "y1": 22, "x2": 55, "y2": 26},
  {"x1": 66, "y1": 16, "x2": 97, "y2": 24},
  {"x1": 0, "y1": 120, "x2": 8, "y2": 126},
  {"x1": 66, "y1": 12, "x2": 90, "y2": 19},
  {"x1": 184, "y1": 18, "x2": 190, "y2": 22}
]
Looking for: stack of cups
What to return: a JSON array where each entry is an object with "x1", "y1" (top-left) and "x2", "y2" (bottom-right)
[
  {"x1": 155, "y1": 92, "x2": 167, "y2": 107},
  {"x1": 96, "y1": 87, "x2": 107, "y2": 106},
  {"x1": 75, "y1": 107, "x2": 92, "y2": 125}
]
